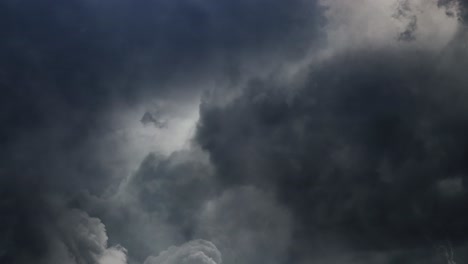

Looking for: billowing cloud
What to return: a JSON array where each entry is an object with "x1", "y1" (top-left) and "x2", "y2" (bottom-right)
[
  {"x1": 0, "y1": 196, "x2": 127, "y2": 264},
  {"x1": 2, "y1": 0, "x2": 468, "y2": 263},
  {"x1": 79, "y1": 147, "x2": 216, "y2": 263},
  {"x1": 144, "y1": 240, "x2": 221, "y2": 264},
  {"x1": 197, "y1": 29, "x2": 468, "y2": 262},
  {"x1": 51, "y1": 209, "x2": 128, "y2": 264},
  {"x1": 0, "y1": 0, "x2": 321, "y2": 262}
]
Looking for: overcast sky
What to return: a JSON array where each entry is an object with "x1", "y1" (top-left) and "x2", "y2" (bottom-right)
[{"x1": 1, "y1": 1, "x2": 468, "y2": 264}]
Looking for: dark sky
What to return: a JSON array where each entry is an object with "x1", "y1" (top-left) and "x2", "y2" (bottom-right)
[{"x1": 1, "y1": 1, "x2": 468, "y2": 264}]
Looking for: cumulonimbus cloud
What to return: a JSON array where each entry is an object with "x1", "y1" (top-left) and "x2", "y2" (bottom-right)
[{"x1": 2, "y1": 0, "x2": 468, "y2": 264}]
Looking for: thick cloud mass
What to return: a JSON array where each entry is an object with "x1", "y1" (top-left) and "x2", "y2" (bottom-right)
[
  {"x1": 2, "y1": 0, "x2": 468, "y2": 264},
  {"x1": 197, "y1": 48, "x2": 468, "y2": 251},
  {"x1": 195, "y1": 186, "x2": 293, "y2": 264},
  {"x1": 0, "y1": 0, "x2": 321, "y2": 262}
]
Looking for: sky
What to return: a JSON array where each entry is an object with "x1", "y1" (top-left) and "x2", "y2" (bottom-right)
[{"x1": 1, "y1": 0, "x2": 468, "y2": 263}]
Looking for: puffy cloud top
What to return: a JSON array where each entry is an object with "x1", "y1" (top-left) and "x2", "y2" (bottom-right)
[{"x1": 144, "y1": 240, "x2": 221, "y2": 264}]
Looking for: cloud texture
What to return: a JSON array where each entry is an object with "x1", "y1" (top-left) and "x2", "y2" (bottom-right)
[{"x1": 1, "y1": 0, "x2": 468, "y2": 264}]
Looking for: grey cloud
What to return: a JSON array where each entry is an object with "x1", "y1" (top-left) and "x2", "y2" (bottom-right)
[
  {"x1": 439, "y1": 0, "x2": 468, "y2": 20},
  {"x1": 127, "y1": 149, "x2": 216, "y2": 239},
  {"x1": 0, "y1": 0, "x2": 323, "y2": 201},
  {"x1": 196, "y1": 39, "x2": 468, "y2": 261},
  {"x1": 50, "y1": 208, "x2": 128, "y2": 264},
  {"x1": 436, "y1": 177, "x2": 464, "y2": 198},
  {"x1": 393, "y1": 0, "x2": 418, "y2": 41},
  {"x1": 79, "y1": 148, "x2": 217, "y2": 263},
  {"x1": 195, "y1": 186, "x2": 293, "y2": 264},
  {"x1": 298, "y1": 243, "x2": 468, "y2": 264},
  {"x1": 141, "y1": 112, "x2": 168, "y2": 129},
  {"x1": 81, "y1": 150, "x2": 293, "y2": 264},
  {"x1": 0, "y1": 0, "x2": 323, "y2": 262},
  {"x1": 0, "y1": 195, "x2": 126, "y2": 264},
  {"x1": 2, "y1": 0, "x2": 468, "y2": 264}
]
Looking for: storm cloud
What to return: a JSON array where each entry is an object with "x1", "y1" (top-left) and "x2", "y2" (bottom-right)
[
  {"x1": 1, "y1": 0, "x2": 468, "y2": 264},
  {"x1": 197, "y1": 47, "x2": 468, "y2": 252}
]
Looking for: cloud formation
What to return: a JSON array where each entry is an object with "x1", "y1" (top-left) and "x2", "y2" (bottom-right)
[
  {"x1": 52, "y1": 209, "x2": 128, "y2": 264},
  {"x1": 0, "y1": 0, "x2": 321, "y2": 262},
  {"x1": 2, "y1": 0, "x2": 468, "y2": 264},
  {"x1": 197, "y1": 46, "x2": 468, "y2": 251}
]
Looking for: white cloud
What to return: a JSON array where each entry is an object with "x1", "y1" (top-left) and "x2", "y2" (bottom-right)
[
  {"x1": 98, "y1": 245, "x2": 128, "y2": 264},
  {"x1": 144, "y1": 240, "x2": 222, "y2": 264}
]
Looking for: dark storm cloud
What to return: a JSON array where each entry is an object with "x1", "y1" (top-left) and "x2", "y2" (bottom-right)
[
  {"x1": 2, "y1": 0, "x2": 468, "y2": 264},
  {"x1": 0, "y1": 0, "x2": 323, "y2": 263},
  {"x1": 0, "y1": 0, "x2": 323, "y2": 190},
  {"x1": 196, "y1": 40, "x2": 468, "y2": 261}
]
